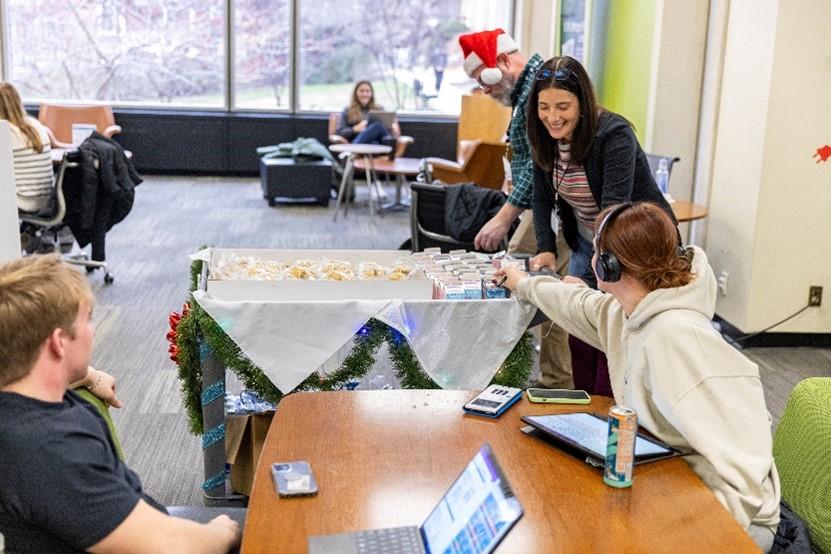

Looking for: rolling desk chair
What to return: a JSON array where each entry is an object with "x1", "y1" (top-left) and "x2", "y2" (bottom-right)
[{"x1": 19, "y1": 151, "x2": 114, "y2": 283}]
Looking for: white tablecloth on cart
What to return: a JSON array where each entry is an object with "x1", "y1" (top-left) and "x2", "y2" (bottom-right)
[{"x1": 192, "y1": 290, "x2": 537, "y2": 393}]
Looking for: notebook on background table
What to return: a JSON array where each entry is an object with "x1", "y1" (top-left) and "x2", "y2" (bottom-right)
[{"x1": 307, "y1": 444, "x2": 523, "y2": 554}]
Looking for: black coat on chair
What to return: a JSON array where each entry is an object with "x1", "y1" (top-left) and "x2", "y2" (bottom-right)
[{"x1": 63, "y1": 132, "x2": 142, "y2": 261}]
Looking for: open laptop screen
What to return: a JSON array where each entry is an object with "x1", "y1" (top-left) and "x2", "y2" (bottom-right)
[{"x1": 420, "y1": 445, "x2": 522, "y2": 554}]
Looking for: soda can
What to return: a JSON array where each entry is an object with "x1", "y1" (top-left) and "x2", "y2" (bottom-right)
[{"x1": 603, "y1": 406, "x2": 638, "y2": 488}]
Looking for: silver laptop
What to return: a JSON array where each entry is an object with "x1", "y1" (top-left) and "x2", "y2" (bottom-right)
[
  {"x1": 308, "y1": 444, "x2": 523, "y2": 554},
  {"x1": 368, "y1": 111, "x2": 396, "y2": 129}
]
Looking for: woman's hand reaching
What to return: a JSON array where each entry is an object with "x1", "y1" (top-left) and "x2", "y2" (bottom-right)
[{"x1": 494, "y1": 266, "x2": 528, "y2": 292}]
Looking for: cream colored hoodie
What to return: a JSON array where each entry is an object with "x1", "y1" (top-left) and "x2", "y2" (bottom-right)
[{"x1": 516, "y1": 246, "x2": 780, "y2": 533}]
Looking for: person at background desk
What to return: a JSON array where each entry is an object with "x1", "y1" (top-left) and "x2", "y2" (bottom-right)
[
  {"x1": 0, "y1": 81, "x2": 58, "y2": 215},
  {"x1": 336, "y1": 80, "x2": 400, "y2": 145},
  {"x1": 0, "y1": 254, "x2": 240, "y2": 553},
  {"x1": 498, "y1": 202, "x2": 780, "y2": 552}
]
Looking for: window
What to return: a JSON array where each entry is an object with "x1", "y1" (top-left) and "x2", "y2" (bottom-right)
[
  {"x1": 6, "y1": 0, "x2": 225, "y2": 107},
  {"x1": 3, "y1": 0, "x2": 514, "y2": 114},
  {"x1": 233, "y1": 0, "x2": 291, "y2": 110},
  {"x1": 297, "y1": 0, "x2": 514, "y2": 114}
]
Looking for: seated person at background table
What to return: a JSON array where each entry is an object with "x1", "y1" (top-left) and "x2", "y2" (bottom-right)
[
  {"x1": 336, "y1": 80, "x2": 400, "y2": 145},
  {"x1": 0, "y1": 255, "x2": 240, "y2": 554},
  {"x1": 525, "y1": 56, "x2": 674, "y2": 286},
  {"x1": 497, "y1": 202, "x2": 781, "y2": 552},
  {"x1": 0, "y1": 81, "x2": 57, "y2": 215}
]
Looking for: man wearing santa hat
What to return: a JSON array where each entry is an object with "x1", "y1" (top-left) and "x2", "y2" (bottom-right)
[{"x1": 458, "y1": 29, "x2": 573, "y2": 391}]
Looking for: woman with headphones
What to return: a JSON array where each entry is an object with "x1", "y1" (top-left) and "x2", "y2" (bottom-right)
[
  {"x1": 525, "y1": 56, "x2": 673, "y2": 287},
  {"x1": 497, "y1": 202, "x2": 780, "y2": 552}
]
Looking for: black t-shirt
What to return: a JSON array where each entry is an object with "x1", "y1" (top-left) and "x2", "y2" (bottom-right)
[{"x1": 0, "y1": 390, "x2": 165, "y2": 553}]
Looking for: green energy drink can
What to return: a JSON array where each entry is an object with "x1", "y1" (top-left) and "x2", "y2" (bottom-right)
[{"x1": 603, "y1": 406, "x2": 638, "y2": 488}]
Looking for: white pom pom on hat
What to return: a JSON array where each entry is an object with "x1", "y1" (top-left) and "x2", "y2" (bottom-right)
[{"x1": 458, "y1": 28, "x2": 519, "y2": 85}]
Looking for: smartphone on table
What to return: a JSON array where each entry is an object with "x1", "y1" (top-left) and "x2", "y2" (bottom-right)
[
  {"x1": 271, "y1": 461, "x2": 318, "y2": 497},
  {"x1": 526, "y1": 388, "x2": 591, "y2": 404}
]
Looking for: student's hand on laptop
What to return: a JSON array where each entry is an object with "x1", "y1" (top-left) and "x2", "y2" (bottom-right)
[
  {"x1": 353, "y1": 120, "x2": 368, "y2": 134},
  {"x1": 208, "y1": 515, "x2": 241, "y2": 548},
  {"x1": 86, "y1": 366, "x2": 123, "y2": 409}
]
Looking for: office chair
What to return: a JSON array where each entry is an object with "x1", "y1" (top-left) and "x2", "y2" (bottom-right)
[
  {"x1": 410, "y1": 182, "x2": 508, "y2": 253},
  {"x1": 773, "y1": 377, "x2": 831, "y2": 553},
  {"x1": 410, "y1": 182, "x2": 475, "y2": 252},
  {"x1": 422, "y1": 140, "x2": 506, "y2": 190},
  {"x1": 645, "y1": 153, "x2": 681, "y2": 180},
  {"x1": 38, "y1": 104, "x2": 122, "y2": 146},
  {"x1": 19, "y1": 152, "x2": 115, "y2": 284}
]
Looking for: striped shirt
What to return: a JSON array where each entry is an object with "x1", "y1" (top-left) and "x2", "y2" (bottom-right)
[
  {"x1": 553, "y1": 142, "x2": 598, "y2": 240},
  {"x1": 9, "y1": 117, "x2": 53, "y2": 213}
]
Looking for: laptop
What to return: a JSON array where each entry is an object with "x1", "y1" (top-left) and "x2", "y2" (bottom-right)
[
  {"x1": 368, "y1": 110, "x2": 396, "y2": 129},
  {"x1": 307, "y1": 444, "x2": 523, "y2": 554},
  {"x1": 521, "y1": 412, "x2": 681, "y2": 466}
]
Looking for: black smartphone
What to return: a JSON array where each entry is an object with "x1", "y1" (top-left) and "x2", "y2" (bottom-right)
[
  {"x1": 526, "y1": 388, "x2": 591, "y2": 404},
  {"x1": 271, "y1": 461, "x2": 318, "y2": 497}
]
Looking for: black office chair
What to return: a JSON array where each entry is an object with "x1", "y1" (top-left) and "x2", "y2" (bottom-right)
[
  {"x1": 19, "y1": 151, "x2": 114, "y2": 283},
  {"x1": 645, "y1": 153, "x2": 680, "y2": 180},
  {"x1": 410, "y1": 182, "x2": 476, "y2": 253}
]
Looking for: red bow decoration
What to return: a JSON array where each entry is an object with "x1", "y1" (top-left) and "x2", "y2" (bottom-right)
[{"x1": 166, "y1": 303, "x2": 191, "y2": 364}]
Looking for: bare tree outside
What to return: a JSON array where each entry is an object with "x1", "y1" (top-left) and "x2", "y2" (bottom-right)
[
  {"x1": 8, "y1": 0, "x2": 225, "y2": 105},
  {"x1": 5, "y1": 0, "x2": 513, "y2": 114}
]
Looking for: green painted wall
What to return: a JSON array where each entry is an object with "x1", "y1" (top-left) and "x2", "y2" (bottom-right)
[{"x1": 597, "y1": 0, "x2": 656, "y2": 142}]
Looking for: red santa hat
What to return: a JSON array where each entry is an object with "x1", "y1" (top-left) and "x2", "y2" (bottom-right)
[{"x1": 458, "y1": 28, "x2": 519, "y2": 86}]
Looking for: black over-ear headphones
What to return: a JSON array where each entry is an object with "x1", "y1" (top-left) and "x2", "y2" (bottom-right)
[{"x1": 593, "y1": 203, "x2": 633, "y2": 283}]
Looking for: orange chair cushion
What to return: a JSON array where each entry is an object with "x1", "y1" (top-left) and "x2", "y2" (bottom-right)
[{"x1": 39, "y1": 104, "x2": 118, "y2": 144}]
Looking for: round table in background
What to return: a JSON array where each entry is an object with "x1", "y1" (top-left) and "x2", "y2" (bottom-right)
[
  {"x1": 352, "y1": 156, "x2": 422, "y2": 212},
  {"x1": 329, "y1": 143, "x2": 391, "y2": 221}
]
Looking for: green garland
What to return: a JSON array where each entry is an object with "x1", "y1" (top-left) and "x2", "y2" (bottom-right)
[{"x1": 175, "y1": 258, "x2": 533, "y2": 435}]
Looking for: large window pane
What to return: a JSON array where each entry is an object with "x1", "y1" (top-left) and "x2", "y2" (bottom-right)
[
  {"x1": 297, "y1": 0, "x2": 513, "y2": 115},
  {"x1": 6, "y1": 0, "x2": 225, "y2": 107},
  {"x1": 233, "y1": 0, "x2": 291, "y2": 110}
]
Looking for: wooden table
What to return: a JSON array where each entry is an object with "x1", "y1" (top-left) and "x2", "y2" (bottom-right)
[
  {"x1": 671, "y1": 199, "x2": 708, "y2": 222},
  {"x1": 353, "y1": 156, "x2": 421, "y2": 212},
  {"x1": 242, "y1": 390, "x2": 756, "y2": 553},
  {"x1": 329, "y1": 143, "x2": 392, "y2": 221}
]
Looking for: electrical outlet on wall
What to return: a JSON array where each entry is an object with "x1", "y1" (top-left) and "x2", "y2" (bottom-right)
[{"x1": 717, "y1": 271, "x2": 729, "y2": 296}]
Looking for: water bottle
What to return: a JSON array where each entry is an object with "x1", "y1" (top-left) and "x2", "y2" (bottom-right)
[{"x1": 655, "y1": 159, "x2": 669, "y2": 195}]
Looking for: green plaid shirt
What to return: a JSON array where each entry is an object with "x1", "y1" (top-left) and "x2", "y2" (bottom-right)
[{"x1": 506, "y1": 53, "x2": 544, "y2": 210}]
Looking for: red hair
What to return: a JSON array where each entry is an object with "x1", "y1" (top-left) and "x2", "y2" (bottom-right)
[{"x1": 595, "y1": 202, "x2": 692, "y2": 291}]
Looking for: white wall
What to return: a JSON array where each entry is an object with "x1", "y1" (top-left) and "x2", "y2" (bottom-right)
[
  {"x1": 0, "y1": 122, "x2": 22, "y2": 263},
  {"x1": 515, "y1": 0, "x2": 558, "y2": 59},
  {"x1": 706, "y1": 0, "x2": 831, "y2": 333},
  {"x1": 647, "y1": 0, "x2": 709, "y2": 220}
]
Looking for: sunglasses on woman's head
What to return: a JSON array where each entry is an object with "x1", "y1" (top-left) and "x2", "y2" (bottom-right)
[{"x1": 536, "y1": 67, "x2": 574, "y2": 81}]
